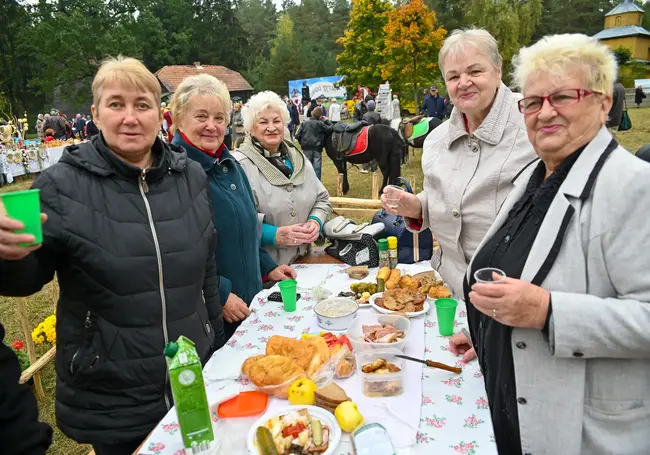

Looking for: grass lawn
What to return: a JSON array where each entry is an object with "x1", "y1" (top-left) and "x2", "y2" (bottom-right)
[{"x1": 1, "y1": 107, "x2": 648, "y2": 454}]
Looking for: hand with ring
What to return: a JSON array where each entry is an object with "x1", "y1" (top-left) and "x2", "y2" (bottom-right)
[
  {"x1": 469, "y1": 277, "x2": 550, "y2": 329},
  {"x1": 275, "y1": 224, "x2": 315, "y2": 246}
]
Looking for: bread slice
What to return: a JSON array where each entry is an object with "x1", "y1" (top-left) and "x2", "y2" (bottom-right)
[{"x1": 315, "y1": 383, "x2": 349, "y2": 405}]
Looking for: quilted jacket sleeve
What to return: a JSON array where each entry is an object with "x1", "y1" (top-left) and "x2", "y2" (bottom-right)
[
  {"x1": 202, "y1": 181, "x2": 225, "y2": 349},
  {"x1": 0, "y1": 172, "x2": 61, "y2": 296}
]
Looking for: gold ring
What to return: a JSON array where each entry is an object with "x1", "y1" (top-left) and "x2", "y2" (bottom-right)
[{"x1": 492, "y1": 308, "x2": 496, "y2": 319}]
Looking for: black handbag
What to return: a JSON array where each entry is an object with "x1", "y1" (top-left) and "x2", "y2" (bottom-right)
[
  {"x1": 372, "y1": 177, "x2": 434, "y2": 264},
  {"x1": 325, "y1": 233, "x2": 380, "y2": 267}
]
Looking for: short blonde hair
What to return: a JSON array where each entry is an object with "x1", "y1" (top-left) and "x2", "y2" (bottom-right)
[
  {"x1": 512, "y1": 34, "x2": 617, "y2": 95},
  {"x1": 242, "y1": 91, "x2": 290, "y2": 134},
  {"x1": 92, "y1": 56, "x2": 161, "y2": 108},
  {"x1": 170, "y1": 74, "x2": 231, "y2": 135},
  {"x1": 439, "y1": 28, "x2": 503, "y2": 76}
]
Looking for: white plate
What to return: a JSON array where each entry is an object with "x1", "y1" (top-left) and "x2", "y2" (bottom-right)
[
  {"x1": 246, "y1": 405, "x2": 342, "y2": 455},
  {"x1": 368, "y1": 292, "x2": 430, "y2": 317}
]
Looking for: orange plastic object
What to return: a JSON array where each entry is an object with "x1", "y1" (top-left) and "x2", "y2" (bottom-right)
[{"x1": 217, "y1": 391, "x2": 269, "y2": 418}]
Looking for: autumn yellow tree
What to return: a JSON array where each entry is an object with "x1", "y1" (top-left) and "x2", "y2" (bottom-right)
[
  {"x1": 380, "y1": 0, "x2": 446, "y2": 107},
  {"x1": 336, "y1": 0, "x2": 393, "y2": 90}
]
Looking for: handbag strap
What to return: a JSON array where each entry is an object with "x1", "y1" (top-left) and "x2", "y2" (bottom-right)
[{"x1": 397, "y1": 176, "x2": 413, "y2": 194}]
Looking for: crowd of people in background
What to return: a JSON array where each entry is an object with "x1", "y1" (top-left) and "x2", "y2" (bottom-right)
[{"x1": 34, "y1": 109, "x2": 98, "y2": 142}]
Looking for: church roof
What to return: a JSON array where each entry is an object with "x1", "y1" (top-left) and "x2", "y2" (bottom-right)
[
  {"x1": 594, "y1": 25, "x2": 650, "y2": 39},
  {"x1": 605, "y1": 0, "x2": 644, "y2": 17}
]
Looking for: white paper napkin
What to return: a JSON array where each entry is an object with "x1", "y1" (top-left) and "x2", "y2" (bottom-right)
[{"x1": 204, "y1": 347, "x2": 261, "y2": 381}]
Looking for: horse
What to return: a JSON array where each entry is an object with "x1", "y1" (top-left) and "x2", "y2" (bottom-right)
[
  {"x1": 398, "y1": 115, "x2": 442, "y2": 149},
  {"x1": 325, "y1": 123, "x2": 405, "y2": 196}
]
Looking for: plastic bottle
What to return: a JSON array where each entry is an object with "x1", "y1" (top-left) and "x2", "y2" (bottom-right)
[
  {"x1": 378, "y1": 238, "x2": 390, "y2": 269},
  {"x1": 387, "y1": 236, "x2": 398, "y2": 269}
]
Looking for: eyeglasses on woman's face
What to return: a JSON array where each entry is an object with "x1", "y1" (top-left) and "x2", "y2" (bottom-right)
[{"x1": 518, "y1": 89, "x2": 600, "y2": 114}]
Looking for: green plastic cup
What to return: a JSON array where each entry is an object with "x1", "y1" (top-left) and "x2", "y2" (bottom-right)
[
  {"x1": 278, "y1": 279, "x2": 297, "y2": 312},
  {"x1": 435, "y1": 298, "x2": 458, "y2": 336},
  {"x1": 0, "y1": 189, "x2": 42, "y2": 246}
]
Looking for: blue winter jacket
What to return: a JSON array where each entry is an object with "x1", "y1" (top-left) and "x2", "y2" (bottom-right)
[
  {"x1": 173, "y1": 132, "x2": 277, "y2": 306},
  {"x1": 421, "y1": 95, "x2": 445, "y2": 120}
]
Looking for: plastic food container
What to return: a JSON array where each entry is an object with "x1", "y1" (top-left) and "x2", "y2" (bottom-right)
[
  {"x1": 357, "y1": 349, "x2": 404, "y2": 398},
  {"x1": 314, "y1": 297, "x2": 359, "y2": 331},
  {"x1": 253, "y1": 373, "x2": 305, "y2": 399},
  {"x1": 346, "y1": 314, "x2": 411, "y2": 353}
]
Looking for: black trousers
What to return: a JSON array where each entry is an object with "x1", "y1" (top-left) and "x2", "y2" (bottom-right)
[{"x1": 92, "y1": 437, "x2": 145, "y2": 455}]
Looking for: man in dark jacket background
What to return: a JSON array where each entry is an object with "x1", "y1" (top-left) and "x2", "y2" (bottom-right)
[
  {"x1": 43, "y1": 109, "x2": 67, "y2": 139},
  {"x1": 607, "y1": 79, "x2": 626, "y2": 133},
  {"x1": 296, "y1": 107, "x2": 332, "y2": 180},
  {"x1": 74, "y1": 114, "x2": 86, "y2": 139},
  {"x1": 362, "y1": 100, "x2": 381, "y2": 124},
  {"x1": 421, "y1": 85, "x2": 445, "y2": 120},
  {"x1": 353, "y1": 95, "x2": 373, "y2": 121},
  {"x1": 0, "y1": 322, "x2": 53, "y2": 455}
]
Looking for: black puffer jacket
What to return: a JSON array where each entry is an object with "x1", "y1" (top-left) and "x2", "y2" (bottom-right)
[{"x1": 0, "y1": 134, "x2": 224, "y2": 444}]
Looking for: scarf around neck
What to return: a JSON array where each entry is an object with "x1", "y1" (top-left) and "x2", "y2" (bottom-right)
[{"x1": 236, "y1": 136, "x2": 306, "y2": 186}]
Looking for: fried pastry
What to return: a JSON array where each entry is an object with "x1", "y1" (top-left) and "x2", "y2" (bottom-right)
[
  {"x1": 242, "y1": 354, "x2": 265, "y2": 378},
  {"x1": 242, "y1": 355, "x2": 305, "y2": 386},
  {"x1": 398, "y1": 275, "x2": 420, "y2": 290},
  {"x1": 266, "y1": 335, "x2": 331, "y2": 377},
  {"x1": 428, "y1": 284, "x2": 452, "y2": 299},
  {"x1": 362, "y1": 358, "x2": 387, "y2": 373}
]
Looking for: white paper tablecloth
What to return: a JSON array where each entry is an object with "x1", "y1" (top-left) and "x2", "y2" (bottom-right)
[{"x1": 138, "y1": 262, "x2": 497, "y2": 455}]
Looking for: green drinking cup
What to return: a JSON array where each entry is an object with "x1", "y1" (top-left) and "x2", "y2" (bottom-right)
[
  {"x1": 435, "y1": 298, "x2": 458, "y2": 336},
  {"x1": 278, "y1": 279, "x2": 298, "y2": 312},
  {"x1": 0, "y1": 189, "x2": 42, "y2": 246}
]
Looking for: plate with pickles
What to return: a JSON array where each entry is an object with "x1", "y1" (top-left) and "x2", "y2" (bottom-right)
[
  {"x1": 247, "y1": 405, "x2": 341, "y2": 455},
  {"x1": 338, "y1": 282, "x2": 378, "y2": 306}
]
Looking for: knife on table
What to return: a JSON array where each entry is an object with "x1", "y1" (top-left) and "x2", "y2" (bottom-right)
[{"x1": 396, "y1": 354, "x2": 462, "y2": 374}]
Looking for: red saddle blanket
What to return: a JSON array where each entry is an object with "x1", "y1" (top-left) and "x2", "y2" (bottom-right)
[{"x1": 347, "y1": 126, "x2": 370, "y2": 157}]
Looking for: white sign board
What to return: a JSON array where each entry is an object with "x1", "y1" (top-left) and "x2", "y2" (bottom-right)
[{"x1": 376, "y1": 82, "x2": 392, "y2": 119}]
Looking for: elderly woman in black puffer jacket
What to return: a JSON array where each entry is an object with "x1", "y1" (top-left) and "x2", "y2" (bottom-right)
[{"x1": 0, "y1": 57, "x2": 224, "y2": 455}]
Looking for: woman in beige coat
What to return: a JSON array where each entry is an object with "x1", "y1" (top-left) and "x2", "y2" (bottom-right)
[
  {"x1": 233, "y1": 91, "x2": 332, "y2": 266},
  {"x1": 381, "y1": 28, "x2": 538, "y2": 361}
]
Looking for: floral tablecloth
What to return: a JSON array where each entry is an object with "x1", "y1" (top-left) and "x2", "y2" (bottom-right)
[{"x1": 139, "y1": 262, "x2": 496, "y2": 455}]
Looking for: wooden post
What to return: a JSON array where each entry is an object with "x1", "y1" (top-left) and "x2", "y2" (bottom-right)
[
  {"x1": 17, "y1": 301, "x2": 45, "y2": 401},
  {"x1": 371, "y1": 172, "x2": 380, "y2": 200},
  {"x1": 336, "y1": 173, "x2": 344, "y2": 197}
]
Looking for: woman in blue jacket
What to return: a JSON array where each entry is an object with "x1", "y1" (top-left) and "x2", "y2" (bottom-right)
[{"x1": 171, "y1": 75, "x2": 296, "y2": 339}]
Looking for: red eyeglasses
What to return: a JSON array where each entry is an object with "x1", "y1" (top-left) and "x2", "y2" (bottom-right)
[{"x1": 518, "y1": 89, "x2": 600, "y2": 114}]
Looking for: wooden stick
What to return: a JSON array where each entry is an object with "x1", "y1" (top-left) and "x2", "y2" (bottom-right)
[
  {"x1": 17, "y1": 301, "x2": 45, "y2": 400},
  {"x1": 371, "y1": 172, "x2": 380, "y2": 200},
  {"x1": 333, "y1": 208, "x2": 379, "y2": 219},
  {"x1": 330, "y1": 197, "x2": 383, "y2": 209},
  {"x1": 20, "y1": 346, "x2": 56, "y2": 384}
]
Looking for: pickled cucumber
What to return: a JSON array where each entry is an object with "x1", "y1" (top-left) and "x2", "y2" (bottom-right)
[
  {"x1": 256, "y1": 426, "x2": 279, "y2": 455},
  {"x1": 350, "y1": 283, "x2": 360, "y2": 293},
  {"x1": 311, "y1": 419, "x2": 323, "y2": 447}
]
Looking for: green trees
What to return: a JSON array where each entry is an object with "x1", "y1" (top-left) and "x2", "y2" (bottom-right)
[{"x1": 336, "y1": 0, "x2": 392, "y2": 90}]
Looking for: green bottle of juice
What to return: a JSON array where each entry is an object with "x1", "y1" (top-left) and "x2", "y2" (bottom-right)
[{"x1": 164, "y1": 336, "x2": 215, "y2": 454}]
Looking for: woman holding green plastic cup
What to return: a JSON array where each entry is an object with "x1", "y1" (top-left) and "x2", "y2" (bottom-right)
[{"x1": 0, "y1": 57, "x2": 226, "y2": 455}]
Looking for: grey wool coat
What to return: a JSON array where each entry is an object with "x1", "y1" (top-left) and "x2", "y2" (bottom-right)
[{"x1": 467, "y1": 127, "x2": 650, "y2": 455}]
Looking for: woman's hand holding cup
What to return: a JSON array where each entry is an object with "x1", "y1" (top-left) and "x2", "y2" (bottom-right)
[
  {"x1": 0, "y1": 198, "x2": 47, "y2": 260},
  {"x1": 380, "y1": 185, "x2": 422, "y2": 219}
]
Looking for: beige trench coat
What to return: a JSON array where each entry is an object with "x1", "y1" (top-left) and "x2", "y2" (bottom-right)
[
  {"x1": 233, "y1": 138, "x2": 332, "y2": 265},
  {"x1": 409, "y1": 83, "x2": 538, "y2": 295}
]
